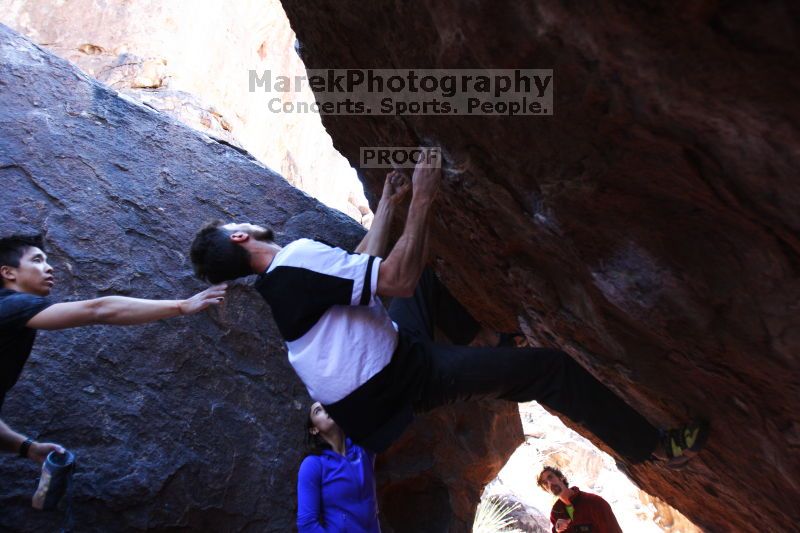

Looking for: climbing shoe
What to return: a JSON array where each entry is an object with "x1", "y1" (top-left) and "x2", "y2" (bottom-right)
[{"x1": 661, "y1": 419, "x2": 709, "y2": 469}]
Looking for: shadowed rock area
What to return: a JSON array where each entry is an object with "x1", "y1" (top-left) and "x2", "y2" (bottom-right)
[
  {"x1": 279, "y1": 1, "x2": 800, "y2": 532},
  {"x1": 377, "y1": 402, "x2": 520, "y2": 532},
  {"x1": 0, "y1": 24, "x2": 520, "y2": 531}
]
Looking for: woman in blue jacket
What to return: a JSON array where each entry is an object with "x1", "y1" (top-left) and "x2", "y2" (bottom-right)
[{"x1": 297, "y1": 401, "x2": 381, "y2": 532}]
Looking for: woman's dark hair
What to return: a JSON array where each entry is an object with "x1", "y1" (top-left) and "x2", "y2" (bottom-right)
[
  {"x1": 0, "y1": 234, "x2": 44, "y2": 269},
  {"x1": 304, "y1": 410, "x2": 332, "y2": 456},
  {"x1": 190, "y1": 220, "x2": 253, "y2": 283}
]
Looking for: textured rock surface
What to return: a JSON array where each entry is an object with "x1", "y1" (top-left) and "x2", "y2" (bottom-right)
[
  {"x1": 280, "y1": 1, "x2": 800, "y2": 532},
  {"x1": 0, "y1": 21, "x2": 360, "y2": 532},
  {"x1": 0, "y1": 23, "x2": 520, "y2": 531},
  {"x1": 0, "y1": 0, "x2": 371, "y2": 224}
]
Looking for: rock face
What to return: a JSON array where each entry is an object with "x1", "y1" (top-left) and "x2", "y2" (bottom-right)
[
  {"x1": 279, "y1": 2, "x2": 800, "y2": 532},
  {"x1": 0, "y1": 0, "x2": 371, "y2": 224},
  {"x1": 0, "y1": 23, "x2": 520, "y2": 532},
  {"x1": 0, "y1": 21, "x2": 359, "y2": 532}
]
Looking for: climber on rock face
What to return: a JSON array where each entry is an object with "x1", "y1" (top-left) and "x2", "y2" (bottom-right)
[
  {"x1": 0, "y1": 234, "x2": 227, "y2": 464},
  {"x1": 190, "y1": 147, "x2": 707, "y2": 468}
]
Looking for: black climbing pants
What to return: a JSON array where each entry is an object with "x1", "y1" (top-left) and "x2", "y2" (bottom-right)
[{"x1": 386, "y1": 269, "x2": 661, "y2": 464}]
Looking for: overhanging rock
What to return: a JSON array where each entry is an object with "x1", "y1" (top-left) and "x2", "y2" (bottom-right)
[{"x1": 279, "y1": 1, "x2": 800, "y2": 531}]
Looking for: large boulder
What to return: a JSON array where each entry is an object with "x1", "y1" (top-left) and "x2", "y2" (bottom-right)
[
  {"x1": 279, "y1": 1, "x2": 800, "y2": 532},
  {"x1": 0, "y1": 20, "x2": 362, "y2": 531}
]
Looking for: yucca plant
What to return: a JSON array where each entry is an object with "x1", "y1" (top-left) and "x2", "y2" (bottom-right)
[{"x1": 472, "y1": 496, "x2": 525, "y2": 533}]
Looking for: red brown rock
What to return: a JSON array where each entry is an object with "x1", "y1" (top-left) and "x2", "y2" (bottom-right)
[
  {"x1": 378, "y1": 402, "x2": 521, "y2": 532},
  {"x1": 279, "y1": 1, "x2": 800, "y2": 532}
]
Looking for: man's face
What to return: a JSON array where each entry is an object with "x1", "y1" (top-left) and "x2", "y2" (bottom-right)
[
  {"x1": 222, "y1": 222, "x2": 273, "y2": 242},
  {"x1": 1, "y1": 247, "x2": 54, "y2": 296},
  {"x1": 541, "y1": 471, "x2": 568, "y2": 496}
]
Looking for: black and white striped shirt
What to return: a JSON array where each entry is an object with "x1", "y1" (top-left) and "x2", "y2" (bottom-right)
[{"x1": 254, "y1": 239, "x2": 398, "y2": 404}]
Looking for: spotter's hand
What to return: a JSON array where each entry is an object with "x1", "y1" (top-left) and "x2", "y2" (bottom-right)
[{"x1": 179, "y1": 283, "x2": 228, "y2": 315}]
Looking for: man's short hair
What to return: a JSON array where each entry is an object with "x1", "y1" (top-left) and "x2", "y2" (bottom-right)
[
  {"x1": 190, "y1": 220, "x2": 254, "y2": 283},
  {"x1": 0, "y1": 234, "x2": 44, "y2": 269},
  {"x1": 537, "y1": 465, "x2": 569, "y2": 489}
]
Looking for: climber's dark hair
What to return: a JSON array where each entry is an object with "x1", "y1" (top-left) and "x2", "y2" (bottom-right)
[
  {"x1": 0, "y1": 234, "x2": 45, "y2": 269},
  {"x1": 537, "y1": 466, "x2": 569, "y2": 489},
  {"x1": 190, "y1": 220, "x2": 254, "y2": 283}
]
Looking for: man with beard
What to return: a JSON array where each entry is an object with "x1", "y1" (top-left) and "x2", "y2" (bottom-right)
[
  {"x1": 189, "y1": 149, "x2": 707, "y2": 468},
  {"x1": 0, "y1": 234, "x2": 226, "y2": 464},
  {"x1": 537, "y1": 466, "x2": 622, "y2": 533}
]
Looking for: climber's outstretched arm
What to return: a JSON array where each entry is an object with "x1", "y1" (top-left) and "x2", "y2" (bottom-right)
[{"x1": 26, "y1": 285, "x2": 227, "y2": 329}]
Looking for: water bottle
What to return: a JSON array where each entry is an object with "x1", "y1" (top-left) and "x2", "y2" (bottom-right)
[{"x1": 32, "y1": 449, "x2": 76, "y2": 511}]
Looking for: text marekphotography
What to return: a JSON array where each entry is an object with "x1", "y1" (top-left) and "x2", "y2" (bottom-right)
[{"x1": 249, "y1": 69, "x2": 553, "y2": 116}]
